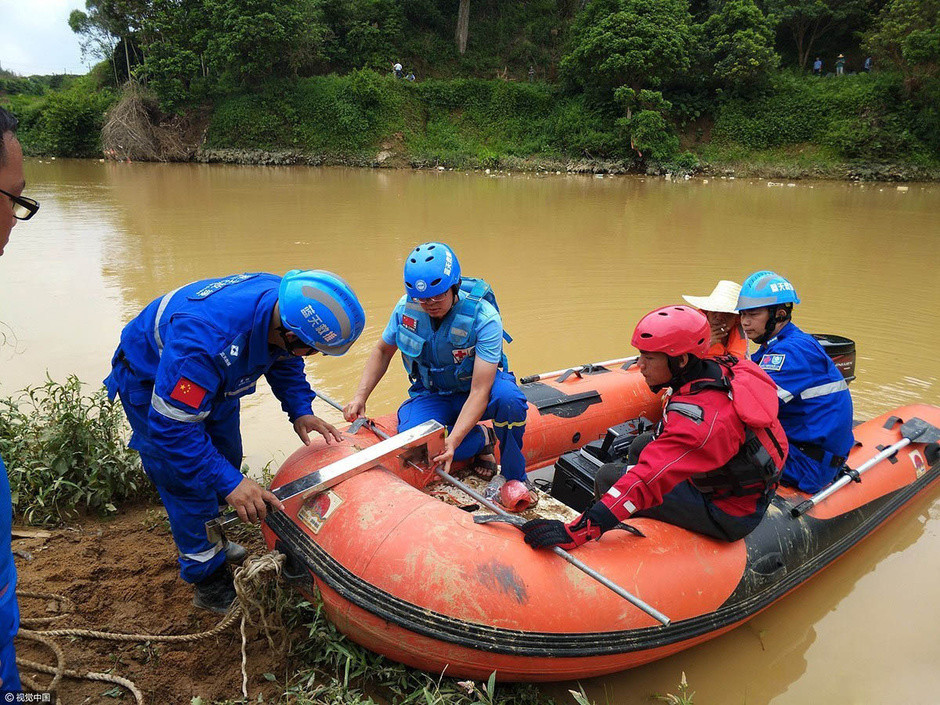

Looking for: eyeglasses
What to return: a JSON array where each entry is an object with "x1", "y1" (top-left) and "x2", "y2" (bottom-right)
[
  {"x1": 416, "y1": 291, "x2": 452, "y2": 304},
  {"x1": 0, "y1": 188, "x2": 40, "y2": 221}
]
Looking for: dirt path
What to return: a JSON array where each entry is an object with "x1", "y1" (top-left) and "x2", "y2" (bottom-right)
[{"x1": 12, "y1": 505, "x2": 288, "y2": 704}]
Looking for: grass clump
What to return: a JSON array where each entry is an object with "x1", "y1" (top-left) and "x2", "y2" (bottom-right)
[
  {"x1": 0, "y1": 375, "x2": 152, "y2": 525},
  {"x1": 280, "y1": 591, "x2": 575, "y2": 705}
]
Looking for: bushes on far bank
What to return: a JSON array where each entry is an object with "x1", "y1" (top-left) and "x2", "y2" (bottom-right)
[
  {"x1": 711, "y1": 71, "x2": 939, "y2": 164},
  {"x1": 4, "y1": 76, "x2": 115, "y2": 158}
]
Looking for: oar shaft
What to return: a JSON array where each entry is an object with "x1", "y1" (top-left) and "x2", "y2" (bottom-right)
[
  {"x1": 435, "y1": 467, "x2": 671, "y2": 626},
  {"x1": 322, "y1": 390, "x2": 671, "y2": 626},
  {"x1": 520, "y1": 357, "x2": 636, "y2": 384},
  {"x1": 791, "y1": 437, "x2": 912, "y2": 517}
]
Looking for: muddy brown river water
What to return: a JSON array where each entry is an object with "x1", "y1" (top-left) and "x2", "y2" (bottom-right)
[{"x1": 1, "y1": 160, "x2": 938, "y2": 704}]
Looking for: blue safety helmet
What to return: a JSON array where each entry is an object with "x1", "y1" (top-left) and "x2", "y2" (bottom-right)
[
  {"x1": 403, "y1": 242, "x2": 461, "y2": 299},
  {"x1": 736, "y1": 270, "x2": 801, "y2": 311},
  {"x1": 278, "y1": 270, "x2": 365, "y2": 356}
]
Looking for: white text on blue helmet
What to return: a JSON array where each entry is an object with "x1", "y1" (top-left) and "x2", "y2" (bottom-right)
[
  {"x1": 443, "y1": 250, "x2": 452, "y2": 276},
  {"x1": 769, "y1": 282, "x2": 794, "y2": 293}
]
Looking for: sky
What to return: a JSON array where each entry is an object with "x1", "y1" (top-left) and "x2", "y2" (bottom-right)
[{"x1": 1, "y1": 0, "x2": 90, "y2": 76}]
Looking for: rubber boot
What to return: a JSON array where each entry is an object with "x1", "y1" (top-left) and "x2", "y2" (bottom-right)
[
  {"x1": 223, "y1": 539, "x2": 247, "y2": 565},
  {"x1": 193, "y1": 563, "x2": 237, "y2": 614}
]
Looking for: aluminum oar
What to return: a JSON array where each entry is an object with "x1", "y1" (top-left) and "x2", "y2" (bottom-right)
[{"x1": 791, "y1": 416, "x2": 940, "y2": 517}]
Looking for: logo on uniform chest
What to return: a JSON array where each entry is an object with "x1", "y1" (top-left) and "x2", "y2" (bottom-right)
[{"x1": 402, "y1": 315, "x2": 417, "y2": 331}]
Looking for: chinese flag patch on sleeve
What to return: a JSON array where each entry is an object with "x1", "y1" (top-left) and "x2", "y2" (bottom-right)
[{"x1": 170, "y1": 377, "x2": 208, "y2": 409}]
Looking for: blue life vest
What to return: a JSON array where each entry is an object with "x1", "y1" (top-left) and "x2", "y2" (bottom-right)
[{"x1": 395, "y1": 278, "x2": 511, "y2": 394}]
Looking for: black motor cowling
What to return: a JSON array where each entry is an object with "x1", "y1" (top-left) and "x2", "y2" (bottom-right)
[{"x1": 812, "y1": 334, "x2": 856, "y2": 383}]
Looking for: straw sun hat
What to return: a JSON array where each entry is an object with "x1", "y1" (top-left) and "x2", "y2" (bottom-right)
[{"x1": 682, "y1": 280, "x2": 742, "y2": 314}]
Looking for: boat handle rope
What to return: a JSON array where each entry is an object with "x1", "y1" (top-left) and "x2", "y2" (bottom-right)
[{"x1": 315, "y1": 391, "x2": 672, "y2": 627}]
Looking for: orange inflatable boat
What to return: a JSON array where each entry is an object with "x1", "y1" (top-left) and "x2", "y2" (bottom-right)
[{"x1": 260, "y1": 352, "x2": 940, "y2": 682}]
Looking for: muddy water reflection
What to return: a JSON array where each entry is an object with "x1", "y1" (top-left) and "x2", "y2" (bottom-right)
[{"x1": 1, "y1": 161, "x2": 938, "y2": 703}]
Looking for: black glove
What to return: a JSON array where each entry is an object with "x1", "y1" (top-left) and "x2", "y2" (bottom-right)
[{"x1": 521, "y1": 502, "x2": 620, "y2": 550}]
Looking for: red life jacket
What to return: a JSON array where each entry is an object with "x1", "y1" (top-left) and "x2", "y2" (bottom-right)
[{"x1": 680, "y1": 356, "x2": 788, "y2": 498}]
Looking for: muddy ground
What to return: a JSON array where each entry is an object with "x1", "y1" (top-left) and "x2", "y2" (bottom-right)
[{"x1": 12, "y1": 505, "x2": 290, "y2": 704}]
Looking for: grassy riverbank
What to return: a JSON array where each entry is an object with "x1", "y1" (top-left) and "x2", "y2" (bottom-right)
[{"x1": 5, "y1": 69, "x2": 940, "y2": 181}]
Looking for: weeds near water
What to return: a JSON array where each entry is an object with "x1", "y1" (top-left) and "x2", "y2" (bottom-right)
[
  {"x1": 273, "y1": 590, "x2": 579, "y2": 705},
  {"x1": 654, "y1": 672, "x2": 694, "y2": 705},
  {"x1": 0, "y1": 375, "x2": 153, "y2": 525}
]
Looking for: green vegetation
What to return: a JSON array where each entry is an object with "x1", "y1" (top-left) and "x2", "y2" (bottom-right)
[
  {"x1": 277, "y1": 591, "x2": 572, "y2": 704},
  {"x1": 1, "y1": 0, "x2": 937, "y2": 175},
  {"x1": 0, "y1": 376, "x2": 151, "y2": 525}
]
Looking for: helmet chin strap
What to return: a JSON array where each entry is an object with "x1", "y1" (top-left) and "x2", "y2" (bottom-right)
[
  {"x1": 277, "y1": 325, "x2": 315, "y2": 354},
  {"x1": 649, "y1": 355, "x2": 704, "y2": 393},
  {"x1": 753, "y1": 305, "x2": 792, "y2": 345}
]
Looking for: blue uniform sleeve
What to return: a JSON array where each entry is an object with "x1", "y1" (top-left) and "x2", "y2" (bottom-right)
[
  {"x1": 756, "y1": 339, "x2": 821, "y2": 406},
  {"x1": 474, "y1": 315, "x2": 503, "y2": 364},
  {"x1": 381, "y1": 300, "x2": 404, "y2": 346},
  {"x1": 149, "y1": 318, "x2": 244, "y2": 496},
  {"x1": 264, "y1": 356, "x2": 316, "y2": 421}
]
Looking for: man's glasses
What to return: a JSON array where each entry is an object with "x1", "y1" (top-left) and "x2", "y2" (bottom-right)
[
  {"x1": 0, "y1": 188, "x2": 40, "y2": 221},
  {"x1": 416, "y1": 291, "x2": 451, "y2": 304}
]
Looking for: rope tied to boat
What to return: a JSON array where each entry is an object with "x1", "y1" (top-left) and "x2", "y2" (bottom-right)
[{"x1": 15, "y1": 550, "x2": 287, "y2": 703}]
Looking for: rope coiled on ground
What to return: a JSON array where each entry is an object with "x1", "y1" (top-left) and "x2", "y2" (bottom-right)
[{"x1": 16, "y1": 551, "x2": 286, "y2": 704}]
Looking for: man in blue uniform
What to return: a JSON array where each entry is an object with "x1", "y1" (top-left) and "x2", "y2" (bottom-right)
[
  {"x1": 105, "y1": 270, "x2": 365, "y2": 612},
  {"x1": 343, "y1": 242, "x2": 530, "y2": 509},
  {"x1": 737, "y1": 271, "x2": 854, "y2": 493},
  {"x1": 0, "y1": 106, "x2": 39, "y2": 694}
]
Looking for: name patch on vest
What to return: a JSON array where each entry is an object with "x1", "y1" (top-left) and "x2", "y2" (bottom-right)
[
  {"x1": 759, "y1": 353, "x2": 786, "y2": 371},
  {"x1": 402, "y1": 315, "x2": 417, "y2": 331},
  {"x1": 453, "y1": 347, "x2": 475, "y2": 364}
]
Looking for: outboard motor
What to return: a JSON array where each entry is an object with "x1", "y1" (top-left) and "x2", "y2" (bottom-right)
[{"x1": 812, "y1": 334, "x2": 856, "y2": 383}]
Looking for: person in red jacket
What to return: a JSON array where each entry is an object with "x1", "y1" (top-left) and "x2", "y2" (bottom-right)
[{"x1": 522, "y1": 305, "x2": 788, "y2": 547}]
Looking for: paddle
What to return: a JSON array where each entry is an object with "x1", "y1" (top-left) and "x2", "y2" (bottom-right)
[
  {"x1": 791, "y1": 417, "x2": 940, "y2": 518},
  {"x1": 317, "y1": 392, "x2": 672, "y2": 626}
]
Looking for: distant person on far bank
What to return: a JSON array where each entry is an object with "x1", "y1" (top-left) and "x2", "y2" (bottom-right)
[
  {"x1": 736, "y1": 271, "x2": 854, "y2": 494},
  {"x1": 813, "y1": 57, "x2": 823, "y2": 75},
  {"x1": 864, "y1": 56, "x2": 872, "y2": 72},
  {"x1": 0, "y1": 105, "x2": 40, "y2": 694},
  {"x1": 393, "y1": 61, "x2": 403, "y2": 79},
  {"x1": 836, "y1": 54, "x2": 845, "y2": 75},
  {"x1": 682, "y1": 280, "x2": 747, "y2": 359},
  {"x1": 528, "y1": 66, "x2": 535, "y2": 82},
  {"x1": 406, "y1": 71, "x2": 416, "y2": 82}
]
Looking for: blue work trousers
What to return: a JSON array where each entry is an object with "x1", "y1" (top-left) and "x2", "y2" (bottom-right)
[
  {"x1": 118, "y1": 388, "x2": 242, "y2": 584},
  {"x1": 781, "y1": 443, "x2": 842, "y2": 494},
  {"x1": 0, "y1": 587, "x2": 19, "y2": 694},
  {"x1": 397, "y1": 371, "x2": 527, "y2": 481}
]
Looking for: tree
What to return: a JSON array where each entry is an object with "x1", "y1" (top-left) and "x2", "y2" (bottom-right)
[
  {"x1": 864, "y1": 0, "x2": 940, "y2": 88},
  {"x1": 68, "y1": 0, "x2": 147, "y2": 84},
  {"x1": 561, "y1": 0, "x2": 694, "y2": 103},
  {"x1": 699, "y1": 0, "x2": 779, "y2": 93},
  {"x1": 764, "y1": 0, "x2": 871, "y2": 69},
  {"x1": 456, "y1": 0, "x2": 471, "y2": 54}
]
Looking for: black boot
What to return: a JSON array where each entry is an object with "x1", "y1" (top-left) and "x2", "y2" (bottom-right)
[
  {"x1": 223, "y1": 539, "x2": 247, "y2": 565},
  {"x1": 193, "y1": 563, "x2": 237, "y2": 614}
]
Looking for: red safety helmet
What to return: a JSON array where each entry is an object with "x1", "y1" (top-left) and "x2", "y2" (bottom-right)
[{"x1": 631, "y1": 305, "x2": 710, "y2": 358}]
